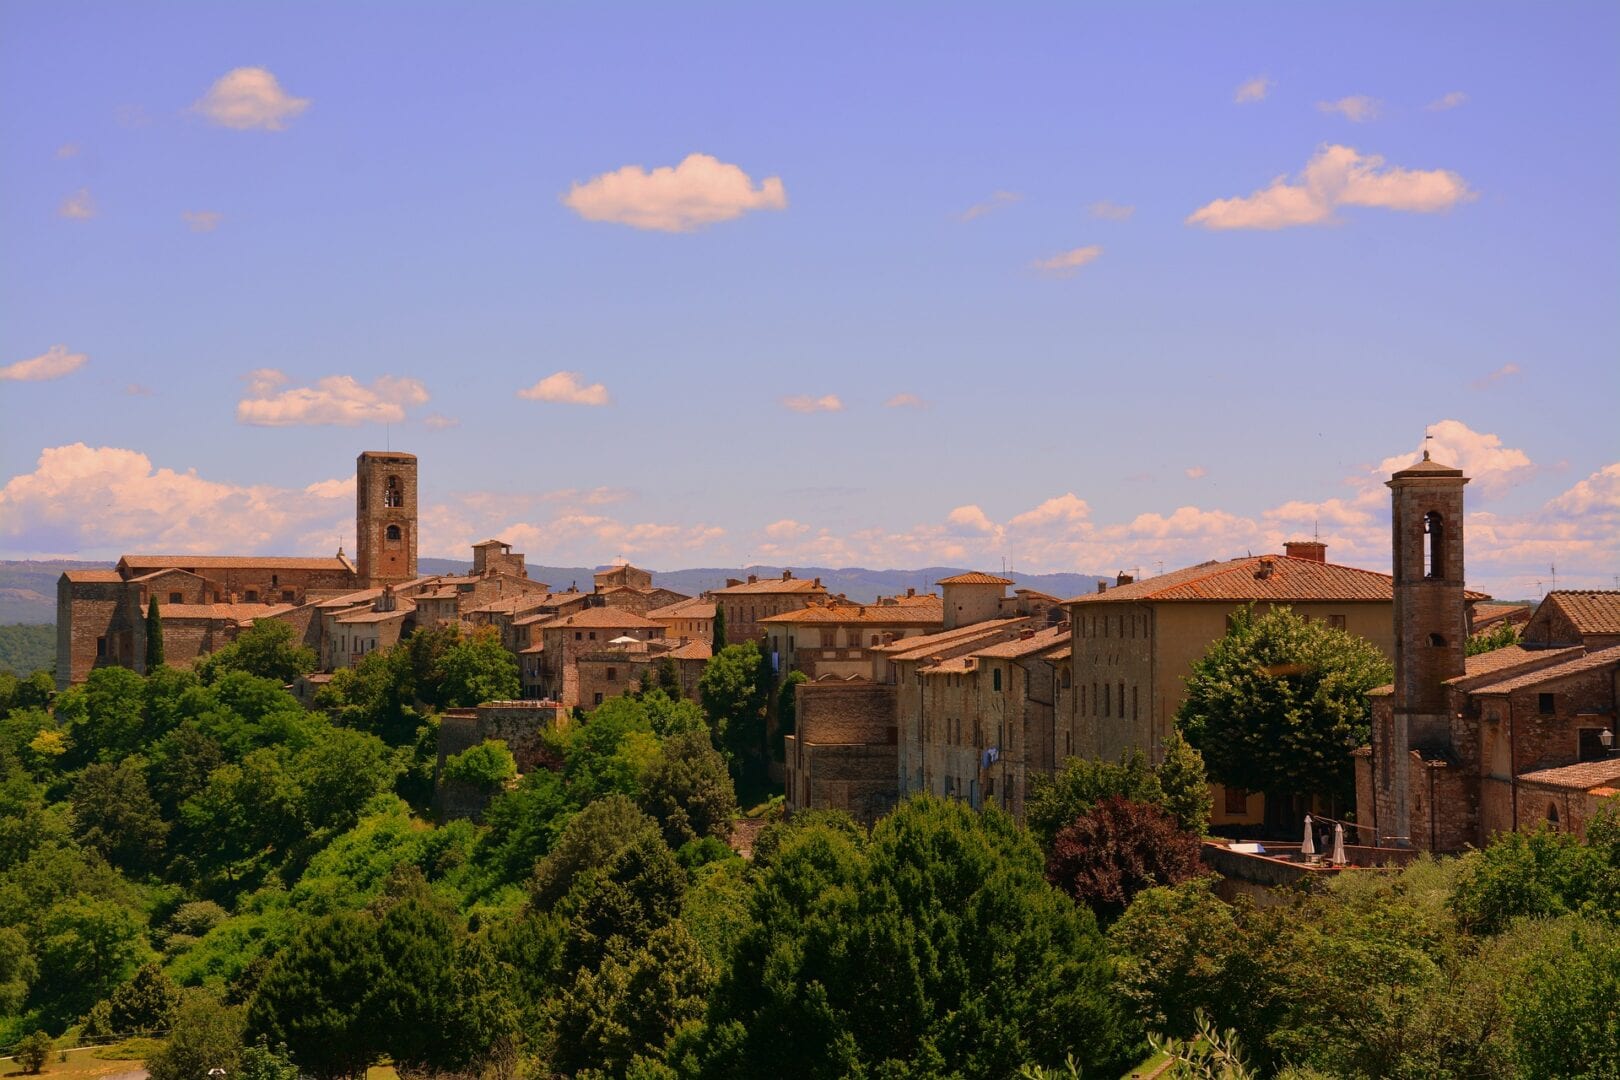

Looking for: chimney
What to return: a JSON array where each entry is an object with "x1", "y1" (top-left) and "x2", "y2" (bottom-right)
[
  {"x1": 1116, "y1": 572, "x2": 1134, "y2": 586},
  {"x1": 906, "y1": 587, "x2": 916, "y2": 598},
  {"x1": 1285, "y1": 540, "x2": 1327, "y2": 563},
  {"x1": 782, "y1": 569, "x2": 792, "y2": 580},
  {"x1": 1096, "y1": 581, "x2": 1108, "y2": 593},
  {"x1": 813, "y1": 577, "x2": 821, "y2": 588},
  {"x1": 1255, "y1": 558, "x2": 1276, "y2": 580},
  {"x1": 747, "y1": 574, "x2": 758, "y2": 584},
  {"x1": 1020, "y1": 628, "x2": 1036, "y2": 640},
  {"x1": 726, "y1": 578, "x2": 743, "y2": 588}
]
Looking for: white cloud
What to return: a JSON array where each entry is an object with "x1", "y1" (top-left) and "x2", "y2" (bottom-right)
[
  {"x1": 1088, "y1": 200, "x2": 1135, "y2": 221},
  {"x1": 0, "y1": 345, "x2": 88, "y2": 383},
  {"x1": 1373, "y1": 419, "x2": 1535, "y2": 497},
  {"x1": 182, "y1": 210, "x2": 223, "y2": 232},
  {"x1": 422, "y1": 413, "x2": 460, "y2": 429},
  {"x1": 1471, "y1": 363, "x2": 1521, "y2": 389},
  {"x1": 236, "y1": 370, "x2": 430, "y2": 426},
  {"x1": 765, "y1": 519, "x2": 810, "y2": 539},
  {"x1": 947, "y1": 505, "x2": 1002, "y2": 536},
  {"x1": 1234, "y1": 76, "x2": 1272, "y2": 103},
  {"x1": 1031, "y1": 245, "x2": 1103, "y2": 276},
  {"x1": 956, "y1": 191, "x2": 1021, "y2": 222},
  {"x1": 782, "y1": 394, "x2": 843, "y2": 413},
  {"x1": 0, "y1": 445, "x2": 349, "y2": 556},
  {"x1": 1317, "y1": 95, "x2": 1381, "y2": 123},
  {"x1": 1187, "y1": 144, "x2": 1474, "y2": 230},
  {"x1": 1544, "y1": 463, "x2": 1620, "y2": 518},
  {"x1": 517, "y1": 371, "x2": 611, "y2": 406},
  {"x1": 1185, "y1": 466, "x2": 1207, "y2": 479},
  {"x1": 193, "y1": 67, "x2": 310, "y2": 131},
  {"x1": 1008, "y1": 494, "x2": 1090, "y2": 530},
  {"x1": 58, "y1": 188, "x2": 95, "y2": 220},
  {"x1": 884, "y1": 393, "x2": 926, "y2": 409},
  {"x1": 561, "y1": 153, "x2": 787, "y2": 232},
  {"x1": 1427, "y1": 91, "x2": 1468, "y2": 111}
]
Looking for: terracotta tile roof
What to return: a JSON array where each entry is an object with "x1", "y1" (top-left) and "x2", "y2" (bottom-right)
[
  {"x1": 119, "y1": 554, "x2": 355, "y2": 572},
  {"x1": 1046, "y1": 645, "x2": 1072, "y2": 660},
  {"x1": 1470, "y1": 644, "x2": 1620, "y2": 695},
  {"x1": 1444, "y1": 645, "x2": 1586, "y2": 687},
  {"x1": 1516, "y1": 758, "x2": 1620, "y2": 791},
  {"x1": 973, "y1": 626, "x2": 1072, "y2": 659},
  {"x1": 318, "y1": 587, "x2": 386, "y2": 609},
  {"x1": 647, "y1": 597, "x2": 716, "y2": 620},
  {"x1": 1064, "y1": 554, "x2": 1490, "y2": 605},
  {"x1": 125, "y1": 568, "x2": 205, "y2": 584},
  {"x1": 937, "y1": 572, "x2": 1015, "y2": 586},
  {"x1": 665, "y1": 639, "x2": 713, "y2": 661},
  {"x1": 63, "y1": 569, "x2": 125, "y2": 583},
  {"x1": 1014, "y1": 588, "x2": 1061, "y2": 601},
  {"x1": 1473, "y1": 601, "x2": 1532, "y2": 624},
  {"x1": 337, "y1": 607, "x2": 413, "y2": 624},
  {"x1": 472, "y1": 538, "x2": 510, "y2": 548},
  {"x1": 760, "y1": 596, "x2": 944, "y2": 625},
  {"x1": 711, "y1": 576, "x2": 829, "y2": 596},
  {"x1": 159, "y1": 602, "x2": 296, "y2": 621},
  {"x1": 874, "y1": 618, "x2": 1030, "y2": 662},
  {"x1": 1545, "y1": 591, "x2": 1620, "y2": 635},
  {"x1": 922, "y1": 656, "x2": 978, "y2": 674},
  {"x1": 544, "y1": 607, "x2": 662, "y2": 629},
  {"x1": 519, "y1": 643, "x2": 545, "y2": 655}
]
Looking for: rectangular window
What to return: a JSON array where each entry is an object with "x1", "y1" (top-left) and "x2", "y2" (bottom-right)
[
  {"x1": 593, "y1": 692, "x2": 604, "y2": 705},
  {"x1": 1224, "y1": 786, "x2": 1249, "y2": 815},
  {"x1": 1103, "y1": 684, "x2": 1111, "y2": 716},
  {"x1": 992, "y1": 668, "x2": 1003, "y2": 692},
  {"x1": 97, "y1": 636, "x2": 107, "y2": 657},
  {"x1": 1119, "y1": 682, "x2": 1126, "y2": 718},
  {"x1": 282, "y1": 590, "x2": 296, "y2": 603},
  {"x1": 1329, "y1": 614, "x2": 1347, "y2": 630},
  {"x1": 575, "y1": 632, "x2": 583, "y2": 641},
  {"x1": 589, "y1": 631, "x2": 597, "y2": 640},
  {"x1": 606, "y1": 667, "x2": 617, "y2": 681},
  {"x1": 1133, "y1": 686, "x2": 1139, "y2": 720},
  {"x1": 244, "y1": 590, "x2": 258, "y2": 602},
  {"x1": 168, "y1": 591, "x2": 183, "y2": 603},
  {"x1": 1539, "y1": 693, "x2": 1556, "y2": 715}
]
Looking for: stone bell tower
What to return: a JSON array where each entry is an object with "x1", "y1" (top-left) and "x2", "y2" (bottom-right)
[
  {"x1": 1383, "y1": 450, "x2": 1469, "y2": 842},
  {"x1": 356, "y1": 451, "x2": 418, "y2": 588}
]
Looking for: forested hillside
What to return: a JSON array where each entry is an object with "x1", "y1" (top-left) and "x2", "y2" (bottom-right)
[{"x1": 0, "y1": 624, "x2": 52, "y2": 676}]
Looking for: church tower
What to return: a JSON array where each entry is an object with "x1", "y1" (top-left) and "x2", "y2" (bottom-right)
[
  {"x1": 356, "y1": 451, "x2": 418, "y2": 588},
  {"x1": 1383, "y1": 451, "x2": 1469, "y2": 840}
]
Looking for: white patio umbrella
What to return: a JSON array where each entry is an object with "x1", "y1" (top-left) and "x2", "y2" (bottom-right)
[
  {"x1": 1330, "y1": 822, "x2": 1347, "y2": 865},
  {"x1": 1301, "y1": 813, "x2": 1316, "y2": 857}
]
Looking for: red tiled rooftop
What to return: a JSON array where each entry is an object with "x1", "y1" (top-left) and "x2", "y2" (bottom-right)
[
  {"x1": 1542, "y1": 591, "x2": 1620, "y2": 635},
  {"x1": 711, "y1": 576, "x2": 829, "y2": 596},
  {"x1": 973, "y1": 626, "x2": 1071, "y2": 659},
  {"x1": 1471, "y1": 644, "x2": 1620, "y2": 695},
  {"x1": 119, "y1": 554, "x2": 355, "y2": 572},
  {"x1": 1517, "y1": 757, "x2": 1620, "y2": 791},
  {"x1": 937, "y1": 571, "x2": 1016, "y2": 586},
  {"x1": 1064, "y1": 554, "x2": 1490, "y2": 605},
  {"x1": 760, "y1": 595, "x2": 944, "y2": 625}
]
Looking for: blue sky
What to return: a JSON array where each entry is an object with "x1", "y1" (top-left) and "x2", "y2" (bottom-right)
[{"x1": 2, "y1": 1, "x2": 1617, "y2": 598}]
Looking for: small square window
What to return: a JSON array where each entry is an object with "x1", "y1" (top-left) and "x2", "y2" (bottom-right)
[
  {"x1": 1329, "y1": 614, "x2": 1346, "y2": 630},
  {"x1": 244, "y1": 590, "x2": 258, "y2": 602},
  {"x1": 1224, "y1": 787, "x2": 1249, "y2": 815},
  {"x1": 593, "y1": 692, "x2": 604, "y2": 705},
  {"x1": 169, "y1": 592, "x2": 183, "y2": 604},
  {"x1": 1539, "y1": 693, "x2": 1556, "y2": 715},
  {"x1": 606, "y1": 667, "x2": 617, "y2": 681}
]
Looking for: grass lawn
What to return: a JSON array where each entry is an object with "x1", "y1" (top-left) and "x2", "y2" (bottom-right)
[
  {"x1": 1121, "y1": 1049, "x2": 1173, "y2": 1079},
  {"x1": 1, "y1": 1042, "x2": 149, "y2": 1080}
]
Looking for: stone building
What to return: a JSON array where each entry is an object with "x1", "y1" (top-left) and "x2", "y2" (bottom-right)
[
  {"x1": 647, "y1": 596, "x2": 717, "y2": 643},
  {"x1": 1060, "y1": 544, "x2": 1481, "y2": 829},
  {"x1": 355, "y1": 452, "x2": 419, "y2": 588},
  {"x1": 1357, "y1": 457, "x2": 1620, "y2": 850},
  {"x1": 526, "y1": 607, "x2": 666, "y2": 706},
  {"x1": 761, "y1": 591, "x2": 943, "y2": 679},
  {"x1": 711, "y1": 571, "x2": 829, "y2": 643}
]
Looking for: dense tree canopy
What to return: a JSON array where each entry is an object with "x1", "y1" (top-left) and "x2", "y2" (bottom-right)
[{"x1": 1177, "y1": 605, "x2": 1391, "y2": 825}]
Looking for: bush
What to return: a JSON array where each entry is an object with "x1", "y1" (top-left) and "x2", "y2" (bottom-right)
[
  {"x1": 16, "y1": 1031, "x2": 53, "y2": 1074},
  {"x1": 1045, "y1": 796, "x2": 1205, "y2": 923}
]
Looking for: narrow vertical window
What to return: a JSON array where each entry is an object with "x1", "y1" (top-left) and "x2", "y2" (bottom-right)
[{"x1": 1423, "y1": 511, "x2": 1445, "y2": 579}]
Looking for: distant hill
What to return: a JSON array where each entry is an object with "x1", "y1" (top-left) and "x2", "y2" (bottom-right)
[
  {"x1": 1, "y1": 559, "x2": 1109, "y2": 625},
  {"x1": 0, "y1": 624, "x2": 54, "y2": 676}
]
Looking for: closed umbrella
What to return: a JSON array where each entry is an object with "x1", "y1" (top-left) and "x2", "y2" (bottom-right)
[
  {"x1": 1330, "y1": 822, "x2": 1347, "y2": 865},
  {"x1": 1301, "y1": 813, "x2": 1316, "y2": 857}
]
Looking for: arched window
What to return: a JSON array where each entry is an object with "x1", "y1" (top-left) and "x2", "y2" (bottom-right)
[
  {"x1": 1548, "y1": 803, "x2": 1560, "y2": 829},
  {"x1": 1423, "y1": 511, "x2": 1445, "y2": 579},
  {"x1": 1428, "y1": 633, "x2": 1446, "y2": 647},
  {"x1": 384, "y1": 476, "x2": 403, "y2": 509},
  {"x1": 386, "y1": 524, "x2": 402, "y2": 542}
]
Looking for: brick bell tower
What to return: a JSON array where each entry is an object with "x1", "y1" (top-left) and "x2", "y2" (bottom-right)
[
  {"x1": 1384, "y1": 449, "x2": 1470, "y2": 842},
  {"x1": 356, "y1": 451, "x2": 418, "y2": 588}
]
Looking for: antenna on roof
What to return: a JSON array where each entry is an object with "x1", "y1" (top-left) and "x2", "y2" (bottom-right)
[
  {"x1": 1314, "y1": 519, "x2": 1320, "y2": 541},
  {"x1": 1423, "y1": 427, "x2": 1432, "y2": 461},
  {"x1": 1550, "y1": 563, "x2": 1557, "y2": 592}
]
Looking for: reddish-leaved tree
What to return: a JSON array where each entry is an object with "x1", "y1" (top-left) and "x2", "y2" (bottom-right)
[{"x1": 1045, "y1": 796, "x2": 1204, "y2": 922}]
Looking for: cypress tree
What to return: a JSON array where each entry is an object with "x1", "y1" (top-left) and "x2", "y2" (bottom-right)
[
  {"x1": 712, "y1": 605, "x2": 727, "y2": 650},
  {"x1": 145, "y1": 596, "x2": 165, "y2": 670}
]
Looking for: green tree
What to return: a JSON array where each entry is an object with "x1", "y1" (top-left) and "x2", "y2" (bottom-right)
[
  {"x1": 0, "y1": 926, "x2": 37, "y2": 1014},
  {"x1": 197, "y1": 619, "x2": 316, "y2": 685},
  {"x1": 712, "y1": 606, "x2": 726, "y2": 651},
  {"x1": 1450, "y1": 822, "x2": 1604, "y2": 934},
  {"x1": 70, "y1": 758, "x2": 170, "y2": 875},
  {"x1": 1507, "y1": 917, "x2": 1620, "y2": 1078},
  {"x1": 699, "y1": 642, "x2": 769, "y2": 777},
  {"x1": 1025, "y1": 749, "x2": 1163, "y2": 849},
  {"x1": 774, "y1": 670, "x2": 808, "y2": 762},
  {"x1": 237, "y1": 1038, "x2": 300, "y2": 1080},
  {"x1": 15, "y1": 1031, "x2": 52, "y2": 1075},
  {"x1": 36, "y1": 895, "x2": 152, "y2": 1021},
  {"x1": 476, "y1": 768, "x2": 575, "y2": 886},
  {"x1": 1177, "y1": 605, "x2": 1391, "y2": 831},
  {"x1": 552, "y1": 920, "x2": 713, "y2": 1076},
  {"x1": 530, "y1": 795, "x2": 664, "y2": 910},
  {"x1": 1158, "y1": 730, "x2": 1213, "y2": 837},
  {"x1": 371, "y1": 897, "x2": 464, "y2": 1073},
  {"x1": 437, "y1": 626, "x2": 521, "y2": 707},
  {"x1": 246, "y1": 910, "x2": 385, "y2": 1080},
  {"x1": 637, "y1": 730, "x2": 738, "y2": 848},
  {"x1": 694, "y1": 796, "x2": 1136, "y2": 1078},
  {"x1": 443, "y1": 739, "x2": 517, "y2": 792},
  {"x1": 562, "y1": 831, "x2": 687, "y2": 972},
  {"x1": 1108, "y1": 878, "x2": 1249, "y2": 1040},
  {"x1": 145, "y1": 595, "x2": 165, "y2": 670},
  {"x1": 146, "y1": 995, "x2": 244, "y2": 1080},
  {"x1": 1466, "y1": 620, "x2": 1521, "y2": 656},
  {"x1": 108, "y1": 961, "x2": 182, "y2": 1034}
]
